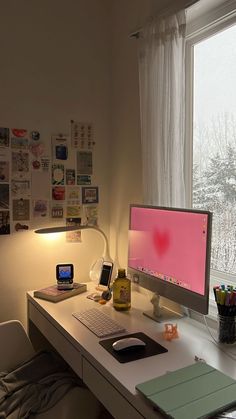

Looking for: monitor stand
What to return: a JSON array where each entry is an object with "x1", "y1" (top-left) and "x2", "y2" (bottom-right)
[{"x1": 143, "y1": 292, "x2": 185, "y2": 323}]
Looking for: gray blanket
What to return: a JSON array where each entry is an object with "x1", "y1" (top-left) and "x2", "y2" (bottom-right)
[{"x1": 0, "y1": 350, "x2": 82, "y2": 418}]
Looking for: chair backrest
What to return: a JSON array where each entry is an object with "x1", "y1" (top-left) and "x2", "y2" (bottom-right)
[{"x1": 0, "y1": 320, "x2": 35, "y2": 371}]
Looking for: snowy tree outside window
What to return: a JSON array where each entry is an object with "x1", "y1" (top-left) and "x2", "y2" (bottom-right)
[{"x1": 192, "y1": 23, "x2": 236, "y2": 279}]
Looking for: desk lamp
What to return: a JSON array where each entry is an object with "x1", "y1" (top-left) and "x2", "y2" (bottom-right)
[{"x1": 35, "y1": 225, "x2": 112, "y2": 282}]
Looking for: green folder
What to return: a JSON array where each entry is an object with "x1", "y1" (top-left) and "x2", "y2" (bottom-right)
[{"x1": 136, "y1": 362, "x2": 236, "y2": 419}]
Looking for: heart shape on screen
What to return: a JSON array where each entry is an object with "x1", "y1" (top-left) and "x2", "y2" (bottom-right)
[{"x1": 153, "y1": 230, "x2": 170, "y2": 257}]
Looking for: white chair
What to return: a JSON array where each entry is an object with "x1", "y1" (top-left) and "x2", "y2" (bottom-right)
[{"x1": 0, "y1": 320, "x2": 106, "y2": 419}]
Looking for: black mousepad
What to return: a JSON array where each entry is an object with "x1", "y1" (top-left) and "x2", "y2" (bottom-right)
[{"x1": 99, "y1": 332, "x2": 168, "y2": 363}]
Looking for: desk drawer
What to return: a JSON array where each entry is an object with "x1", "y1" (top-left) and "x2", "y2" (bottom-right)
[
  {"x1": 83, "y1": 358, "x2": 144, "y2": 419},
  {"x1": 28, "y1": 302, "x2": 82, "y2": 377}
]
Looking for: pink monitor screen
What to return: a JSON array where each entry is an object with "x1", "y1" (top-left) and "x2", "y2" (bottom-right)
[{"x1": 128, "y1": 206, "x2": 211, "y2": 296}]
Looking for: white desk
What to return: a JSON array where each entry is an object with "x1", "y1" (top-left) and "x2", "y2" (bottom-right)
[{"x1": 27, "y1": 285, "x2": 236, "y2": 419}]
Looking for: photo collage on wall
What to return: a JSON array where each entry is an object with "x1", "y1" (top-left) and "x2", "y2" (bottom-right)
[{"x1": 0, "y1": 121, "x2": 99, "y2": 238}]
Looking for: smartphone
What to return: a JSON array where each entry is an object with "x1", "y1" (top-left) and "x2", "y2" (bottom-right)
[
  {"x1": 56, "y1": 263, "x2": 74, "y2": 290},
  {"x1": 96, "y1": 261, "x2": 113, "y2": 291}
]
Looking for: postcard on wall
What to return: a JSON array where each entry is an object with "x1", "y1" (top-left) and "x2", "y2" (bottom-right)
[
  {"x1": 33, "y1": 200, "x2": 48, "y2": 218},
  {"x1": 11, "y1": 129, "x2": 29, "y2": 149},
  {"x1": 52, "y1": 135, "x2": 69, "y2": 161},
  {"x1": 66, "y1": 217, "x2": 81, "y2": 243},
  {"x1": 84, "y1": 205, "x2": 98, "y2": 226},
  {"x1": 52, "y1": 186, "x2": 65, "y2": 201},
  {"x1": 66, "y1": 205, "x2": 81, "y2": 218},
  {"x1": 41, "y1": 156, "x2": 50, "y2": 172},
  {"x1": 52, "y1": 164, "x2": 64, "y2": 185},
  {"x1": 66, "y1": 169, "x2": 76, "y2": 185},
  {"x1": 77, "y1": 150, "x2": 93, "y2": 175},
  {"x1": 12, "y1": 199, "x2": 30, "y2": 221},
  {"x1": 0, "y1": 128, "x2": 10, "y2": 148},
  {"x1": 51, "y1": 203, "x2": 64, "y2": 218},
  {"x1": 11, "y1": 179, "x2": 31, "y2": 197},
  {"x1": 71, "y1": 121, "x2": 95, "y2": 149},
  {"x1": 82, "y1": 186, "x2": 99, "y2": 204},
  {"x1": 77, "y1": 175, "x2": 91, "y2": 185},
  {"x1": 0, "y1": 161, "x2": 9, "y2": 183},
  {"x1": 66, "y1": 186, "x2": 80, "y2": 204},
  {"x1": 0, "y1": 184, "x2": 9, "y2": 209},
  {"x1": 12, "y1": 151, "x2": 29, "y2": 176},
  {"x1": 0, "y1": 211, "x2": 10, "y2": 234}
]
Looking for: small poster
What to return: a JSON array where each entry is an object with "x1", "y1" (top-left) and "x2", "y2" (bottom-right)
[
  {"x1": 52, "y1": 186, "x2": 65, "y2": 200},
  {"x1": 0, "y1": 211, "x2": 10, "y2": 234},
  {"x1": 77, "y1": 151, "x2": 93, "y2": 175},
  {"x1": 33, "y1": 200, "x2": 48, "y2": 218},
  {"x1": 71, "y1": 121, "x2": 95, "y2": 149},
  {"x1": 0, "y1": 161, "x2": 9, "y2": 182},
  {"x1": 12, "y1": 151, "x2": 29, "y2": 175},
  {"x1": 52, "y1": 164, "x2": 64, "y2": 185},
  {"x1": 11, "y1": 128, "x2": 28, "y2": 149},
  {"x1": 67, "y1": 187, "x2": 80, "y2": 205},
  {"x1": 77, "y1": 175, "x2": 91, "y2": 185},
  {"x1": 0, "y1": 128, "x2": 9, "y2": 148},
  {"x1": 0, "y1": 184, "x2": 9, "y2": 209},
  {"x1": 66, "y1": 217, "x2": 81, "y2": 243},
  {"x1": 12, "y1": 199, "x2": 30, "y2": 221},
  {"x1": 52, "y1": 135, "x2": 69, "y2": 161},
  {"x1": 84, "y1": 205, "x2": 98, "y2": 226},
  {"x1": 51, "y1": 203, "x2": 64, "y2": 218},
  {"x1": 11, "y1": 179, "x2": 30, "y2": 197},
  {"x1": 66, "y1": 205, "x2": 81, "y2": 218},
  {"x1": 66, "y1": 169, "x2": 76, "y2": 185},
  {"x1": 82, "y1": 186, "x2": 99, "y2": 204}
]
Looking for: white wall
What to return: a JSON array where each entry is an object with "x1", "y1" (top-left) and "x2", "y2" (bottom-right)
[{"x1": 0, "y1": 0, "x2": 111, "y2": 327}]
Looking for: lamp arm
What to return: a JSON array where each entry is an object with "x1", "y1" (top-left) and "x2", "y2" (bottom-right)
[{"x1": 84, "y1": 226, "x2": 111, "y2": 261}]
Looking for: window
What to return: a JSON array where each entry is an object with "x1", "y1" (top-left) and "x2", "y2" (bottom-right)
[{"x1": 186, "y1": 2, "x2": 236, "y2": 287}]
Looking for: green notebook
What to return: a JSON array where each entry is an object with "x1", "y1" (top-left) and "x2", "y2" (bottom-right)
[{"x1": 136, "y1": 362, "x2": 236, "y2": 419}]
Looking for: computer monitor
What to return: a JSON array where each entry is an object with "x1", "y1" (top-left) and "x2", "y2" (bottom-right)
[{"x1": 127, "y1": 205, "x2": 212, "y2": 320}]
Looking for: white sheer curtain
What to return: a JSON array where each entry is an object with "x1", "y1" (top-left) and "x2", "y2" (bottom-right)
[{"x1": 138, "y1": 10, "x2": 186, "y2": 207}]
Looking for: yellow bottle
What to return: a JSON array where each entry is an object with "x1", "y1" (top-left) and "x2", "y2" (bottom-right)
[{"x1": 113, "y1": 268, "x2": 131, "y2": 311}]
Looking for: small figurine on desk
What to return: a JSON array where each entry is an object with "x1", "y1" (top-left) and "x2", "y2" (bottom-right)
[
  {"x1": 151, "y1": 293, "x2": 161, "y2": 318},
  {"x1": 163, "y1": 323, "x2": 179, "y2": 341}
]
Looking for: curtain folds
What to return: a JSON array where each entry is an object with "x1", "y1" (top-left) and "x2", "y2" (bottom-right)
[{"x1": 138, "y1": 10, "x2": 186, "y2": 207}]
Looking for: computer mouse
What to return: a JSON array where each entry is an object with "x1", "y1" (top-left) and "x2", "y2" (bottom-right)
[{"x1": 112, "y1": 337, "x2": 146, "y2": 352}]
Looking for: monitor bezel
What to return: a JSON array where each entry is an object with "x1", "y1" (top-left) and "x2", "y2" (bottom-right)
[{"x1": 127, "y1": 204, "x2": 212, "y2": 315}]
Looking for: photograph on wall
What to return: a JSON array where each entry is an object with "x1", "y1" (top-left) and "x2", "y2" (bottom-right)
[
  {"x1": 71, "y1": 120, "x2": 95, "y2": 149},
  {"x1": 52, "y1": 164, "x2": 64, "y2": 185},
  {"x1": 77, "y1": 175, "x2": 91, "y2": 185},
  {"x1": 0, "y1": 161, "x2": 10, "y2": 182},
  {"x1": 51, "y1": 203, "x2": 64, "y2": 218},
  {"x1": 11, "y1": 129, "x2": 28, "y2": 149},
  {"x1": 33, "y1": 199, "x2": 48, "y2": 218},
  {"x1": 0, "y1": 128, "x2": 9, "y2": 148},
  {"x1": 12, "y1": 199, "x2": 30, "y2": 221},
  {"x1": 11, "y1": 179, "x2": 30, "y2": 197},
  {"x1": 84, "y1": 205, "x2": 98, "y2": 226},
  {"x1": 77, "y1": 150, "x2": 93, "y2": 175},
  {"x1": 12, "y1": 151, "x2": 29, "y2": 175},
  {"x1": 0, "y1": 211, "x2": 10, "y2": 234},
  {"x1": 82, "y1": 186, "x2": 99, "y2": 204},
  {"x1": 66, "y1": 169, "x2": 76, "y2": 185},
  {"x1": 66, "y1": 217, "x2": 81, "y2": 243},
  {"x1": 0, "y1": 184, "x2": 9, "y2": 209},
  {"x1": 52, "y1": 135, "x2": 69, "y2": 161},
  {"x1": 52, "y1": 186, "x2": 65, "y2": 201}
]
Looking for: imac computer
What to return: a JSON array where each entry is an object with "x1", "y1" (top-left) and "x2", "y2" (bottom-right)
[{"x1": 127, "y1": 205, "x2": 212, "y2": 321}]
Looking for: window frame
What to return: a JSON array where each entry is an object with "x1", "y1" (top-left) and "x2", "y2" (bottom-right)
[{"x1": 185, "y1": 2, "x2": 236, "y2": 297}]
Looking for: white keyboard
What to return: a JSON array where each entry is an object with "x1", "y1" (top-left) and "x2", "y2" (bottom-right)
[{"x1": 73, "y1": 308, "x2": 126, "y2": 338}]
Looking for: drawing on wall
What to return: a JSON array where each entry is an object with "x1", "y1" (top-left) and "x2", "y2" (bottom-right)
[
  {"x1": 0, "y1": 211, "x2": 10, "y2": 234},
  {"x1": 66, "y1": 217, "x2": 81, "y2": 243},
  {"x1": 66, "y1": 169, "x2": 76, "y2": 185},
  {"x1": 52, "y1": 164, "x2": 64, "y2": 185},
  {"x1": 12, "y1": 179, "x2": 30, "y2": 197},
  {"x1": 12, "y1": 151, "x2": 29, "y2": 176},
  {"x1": 52, "y1": 186, "x2": 65, "y2": 200},
  {"x1": 77, "y1": 150, "x2": 93, "y2": 175},
  {"x1": 0, "y1": 184, "x2": 9, "y2": 209},
  {"x1": 82, "y1": 186, "x2": 99, "y2": 204},
  {"x1": 33, "y1": 200, "x2": 48, "y2": 218},
  {"x1": 12, "y1": 199, "x2": 30, "y2": 221},
  {"x1": 52, "y1": 135, "x2": 69, "y2": 161},
  {"x1": 0, "y1": 128, "x2": 9, "y2": 148},
  {"x1": 71, "y1": 120, "x2": 95, "y2": 149},
  {"x1": 77, "y1": 175, "x2": 91, "y2": 185},
  {"x1": 0, "y1": 161, "x2": 9, "y2": 182}
]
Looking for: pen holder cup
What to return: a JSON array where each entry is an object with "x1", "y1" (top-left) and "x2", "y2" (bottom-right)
[{"x1": 218, "y1": 315, "x2": 236, "y2": 344}]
